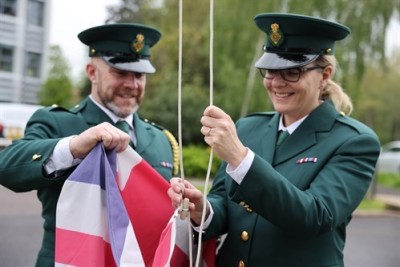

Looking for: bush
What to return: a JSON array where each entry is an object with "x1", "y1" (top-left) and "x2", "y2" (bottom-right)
[
  {"x1": 182, "y1": 145, "x2": 222, "y2": 179},
  {"x1": 377, "y1": 173, "x2": 400, "y2": 190}
]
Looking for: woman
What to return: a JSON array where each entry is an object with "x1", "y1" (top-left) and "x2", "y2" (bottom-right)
[{"x1": 169, "y1": 13, "x2": 380, "y2": 266}]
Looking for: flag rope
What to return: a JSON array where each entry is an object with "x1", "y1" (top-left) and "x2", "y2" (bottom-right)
[
  {"x1": 194, "y1": 0, "x2": 214, "y2": 266},
  {"x1": 177, "y1": 0, "x2": 215, "y2": 266}
]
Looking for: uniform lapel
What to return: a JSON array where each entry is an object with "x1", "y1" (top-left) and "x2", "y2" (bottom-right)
[
  {"x1": 133, "y1": 114, "x2": 153, "y2": 154},
  {"x1": 240, "y1": 113, "x2": 280, "y2": 164},
  {"x1": 274, "y1": 101, "x2": 339, "y2": 165},
  {"x1": 72, "y1": 98, "x2": 114, "y2": 127}
]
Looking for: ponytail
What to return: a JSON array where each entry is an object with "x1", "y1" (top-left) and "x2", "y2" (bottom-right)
[{"x1": 316, "y1": 55, "x2": 353, "y2": 115}]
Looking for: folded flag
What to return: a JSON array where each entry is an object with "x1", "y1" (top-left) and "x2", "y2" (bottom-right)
[{"x1": 55, "y1": 143, "x2": 215, "y2": 266}]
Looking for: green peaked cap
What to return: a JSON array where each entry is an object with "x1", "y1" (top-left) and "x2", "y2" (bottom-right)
[
  {"x1": 254, "y1": 13, "x2": 350, "y2": 69},
  {"x1": 78, "y1": 23, "x2": 162, "y2": 73}
]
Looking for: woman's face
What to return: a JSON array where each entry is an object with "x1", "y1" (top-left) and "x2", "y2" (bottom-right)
[
  {"x1": 87, "y1": 58, "x2": 147, "y2": 118},
  {"x1": 263, "y1": 63, "x2": 332, "y2": 126}
]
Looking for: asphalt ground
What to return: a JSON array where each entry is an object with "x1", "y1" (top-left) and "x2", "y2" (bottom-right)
[{"x1": 0, "y1": 184, "x2": 399, "y2": 267}]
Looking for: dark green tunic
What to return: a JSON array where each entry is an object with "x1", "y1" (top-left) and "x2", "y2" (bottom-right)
[
  {"x1": 0, "y1": 98, "x2": 176, "y2": 266},
  {"x1": 206, "y1": 101, "x2": 380, "y2": 267}
]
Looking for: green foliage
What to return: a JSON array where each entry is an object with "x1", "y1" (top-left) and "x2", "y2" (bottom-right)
[
  {"x1": 38, "y1": 45, "x2": 73, "y2": 107},
  {"x1": 106, "y1": 0, "x2": 400, "y2": 144},
  {"x1": 354, "y1": 52, "x2": 400, "y2": 143},
  {"x1": 377, "y1": 173, "x2": 400, "y2": 190},
  {"x1": 182, "y1": 145, "x2": 222, "y2": 179}
]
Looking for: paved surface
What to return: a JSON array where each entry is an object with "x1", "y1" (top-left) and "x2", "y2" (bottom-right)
[{"x1": 0, "y1": 184, "x2": 399, "y2": 267}]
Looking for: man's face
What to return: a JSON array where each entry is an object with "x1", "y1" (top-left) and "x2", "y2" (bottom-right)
[{"x1": 87, "y1": 58, "x2": 147, "y2": 118}]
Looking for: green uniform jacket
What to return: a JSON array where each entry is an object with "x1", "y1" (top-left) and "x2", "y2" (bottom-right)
[
  {"x1": 0, "y1": 98, "x2": 176, "y2": 267},
  {"x1": 206, "y1": 101, "x2": 380, "y2": 267}
]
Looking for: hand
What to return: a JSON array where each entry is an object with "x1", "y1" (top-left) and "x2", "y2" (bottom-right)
[
  {"x1": 69, "y1": 122, "x2": 131, "y2": 159},
  {"x1": 168, "y1": 177, "x2": 208, "y2": 225},
  {"x1": 200, "y1": 105, "x2": 247, "y2": 167}
]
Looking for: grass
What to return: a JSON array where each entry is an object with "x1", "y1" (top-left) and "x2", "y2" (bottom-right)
[{"x1": 358, "y1": 198, "x2": 386, "y2": 210}]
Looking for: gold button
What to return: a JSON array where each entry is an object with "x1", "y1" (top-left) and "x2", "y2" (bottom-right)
[
  {"x1": 241, "y1": 231, "x2": 249, "y2": 241},
  {"x1": 32, "y1": 154, "x2": 42, "y2": 160},
  {"x1": 238, "y1": 260, "x2": 245, "y2": 267},
  {"x1": 246, "y1": 207, "x2": 253, "y2": 213}
]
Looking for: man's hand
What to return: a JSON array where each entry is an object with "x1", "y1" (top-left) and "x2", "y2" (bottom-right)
[{"x1": 69, "y1": 122, "x2": 130, "y2": 159}]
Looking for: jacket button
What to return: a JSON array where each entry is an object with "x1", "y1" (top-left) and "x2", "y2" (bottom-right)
[
  {"x1": 32, "y1": 154, "x2": 42, "y2": 160},
  {"x1": 238, "y1": 260, "x2": 245, "y2": 267},
  {"x1": 241, "y1": 231, "x2": 249, "y2": 241}
]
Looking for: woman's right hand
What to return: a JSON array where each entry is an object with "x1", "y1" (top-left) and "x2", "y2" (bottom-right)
[{"x1": 168, "y1": 177, "x2": 209, "y2": 225}]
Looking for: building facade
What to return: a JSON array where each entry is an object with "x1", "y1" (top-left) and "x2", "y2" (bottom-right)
[{"x1": 0, "y1": 0, "x2": 50, "y2": 104}]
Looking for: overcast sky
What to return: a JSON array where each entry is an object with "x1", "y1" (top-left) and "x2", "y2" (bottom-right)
[
  {"x1": 49, "y1": 0, "x2": 120, "y2": 80},
  {"x1": 49, "y1": 1, "x2": 400, "y2": 81}
]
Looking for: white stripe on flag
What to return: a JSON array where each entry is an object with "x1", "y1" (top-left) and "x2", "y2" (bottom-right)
[
  {"x1": 119, "y1": 220, "x2": 144, "y2": 266},
  {"x1": 116, "y1": 147, "x2": 142, "y2": 190},
  {"x1": 56, "y1": 180, "x2": 109, "y2": 241}
]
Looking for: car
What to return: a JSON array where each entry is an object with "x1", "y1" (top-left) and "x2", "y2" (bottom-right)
[
  {"x1": 376, "y1": 141, "x2": 400, "y2": 174},
  {"x1": 0, "y1": 102, "x2": 42, "y2": 150}
]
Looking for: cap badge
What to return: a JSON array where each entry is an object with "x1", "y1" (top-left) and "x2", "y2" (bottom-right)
[
  {"x1": 132, "y1": 34, "x2": 145, "y2": 54},
  {"x1": 268, "y1": 23, "x2": 284, "y2": 47}
]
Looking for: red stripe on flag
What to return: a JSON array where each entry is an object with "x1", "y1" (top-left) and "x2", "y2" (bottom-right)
[
  {"x1": 170, "y1": 245, "x2": 190, "y2": 267},
  {"x1": 120, "y1": 159, "x2": 174, "y2": 266},
  {"x1": 152, "y1": 219, "x2": 174, "y2": 266},
  {"x1": 55, "y1": 228, "x2": 116, "y2": 267}
]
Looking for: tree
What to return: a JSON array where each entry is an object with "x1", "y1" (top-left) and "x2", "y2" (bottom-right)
[
  {"x1": 38, "y1": 45, "x2": 74, "y2": 107},
  {"x1": 106, "y1": 0, "x2": 400, "y2": 144}
]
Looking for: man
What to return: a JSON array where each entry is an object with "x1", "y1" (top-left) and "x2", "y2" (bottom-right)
[{"x1": 0, "y1": 23, "x2": 178, "y2": 266}]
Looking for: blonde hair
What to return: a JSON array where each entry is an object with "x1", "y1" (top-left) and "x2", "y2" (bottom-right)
[{"x1": 316, "y1": 55, "x2": 353, "y2": 115}]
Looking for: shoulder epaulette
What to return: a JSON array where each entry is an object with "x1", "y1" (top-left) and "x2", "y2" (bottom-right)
[{"x1": 47, "y1": 104, "x2": 70, "y2": 112}]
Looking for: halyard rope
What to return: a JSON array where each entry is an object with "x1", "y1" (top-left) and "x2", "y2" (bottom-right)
[{"x1": 177, "y1": 0, "x2": 215, "y2": 266}]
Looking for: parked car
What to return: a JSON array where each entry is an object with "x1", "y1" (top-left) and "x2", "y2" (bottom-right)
[
  {"x1": 376, "y1": 141, "x2": 400, "y2": 174},
  {"x1": 0, "y1": 102, "x2": 42, "y2": 150}
]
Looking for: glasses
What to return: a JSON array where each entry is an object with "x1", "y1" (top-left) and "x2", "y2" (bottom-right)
[{"x1": 259, "y1": 66, "x2": 325, "y2": 82}]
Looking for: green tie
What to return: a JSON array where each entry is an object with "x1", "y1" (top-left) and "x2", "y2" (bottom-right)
[
  {"x1": 115, "y1": 120, "x2": 135, "y2": 148},
  {"x1": 115, "y1": 120, "x2": 130, "y2": 134},
  {"x1": 276, "y1": 130, "x2": 289, "y2": 147}
]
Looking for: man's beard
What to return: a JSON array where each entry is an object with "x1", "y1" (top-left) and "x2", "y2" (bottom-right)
[{"x1": 104, "y1": 100, "x2": 139, "y2": 118}]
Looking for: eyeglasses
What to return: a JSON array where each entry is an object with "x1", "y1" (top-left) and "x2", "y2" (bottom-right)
[{"x1": 259, "y1": 66, "x2": 325, "y2": 82}]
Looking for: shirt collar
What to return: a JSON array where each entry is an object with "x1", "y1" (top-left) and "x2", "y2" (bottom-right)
[{"x1": 278, "y1": 114, "x2": 308, "y2": 134}]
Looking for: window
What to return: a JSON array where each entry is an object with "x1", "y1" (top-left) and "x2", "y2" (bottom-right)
[
  {"x1": 25, "y1": 52, "x2": 41, "y2": 77},
  {"x1": 0, "y1": 0, "x2": 17, "y2": 16},
  {"x1": 0, "y1": 45, "x2": 14, "y2": 72},
  {"x1": 27, "y1": 0, "x2": 44, "y2": 26}
]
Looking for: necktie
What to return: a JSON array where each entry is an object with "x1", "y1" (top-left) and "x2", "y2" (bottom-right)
[
  {"x1": 115, "y1": 120, "x2": 130, "y2": 135},
  {"x1": 115, "y1": 120, "x2": 135, "y2": 148},
  {"x1": 276, "y1": 130, "x2": 290, "y2": 147}
]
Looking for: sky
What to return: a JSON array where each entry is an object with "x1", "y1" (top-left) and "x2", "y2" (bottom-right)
[
  {"x1": 49, "y1": 1, "x2": 400, "y2": 81},
  {"x1": 49, "y1": 0, "x2": 120, "y2": 80}
]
